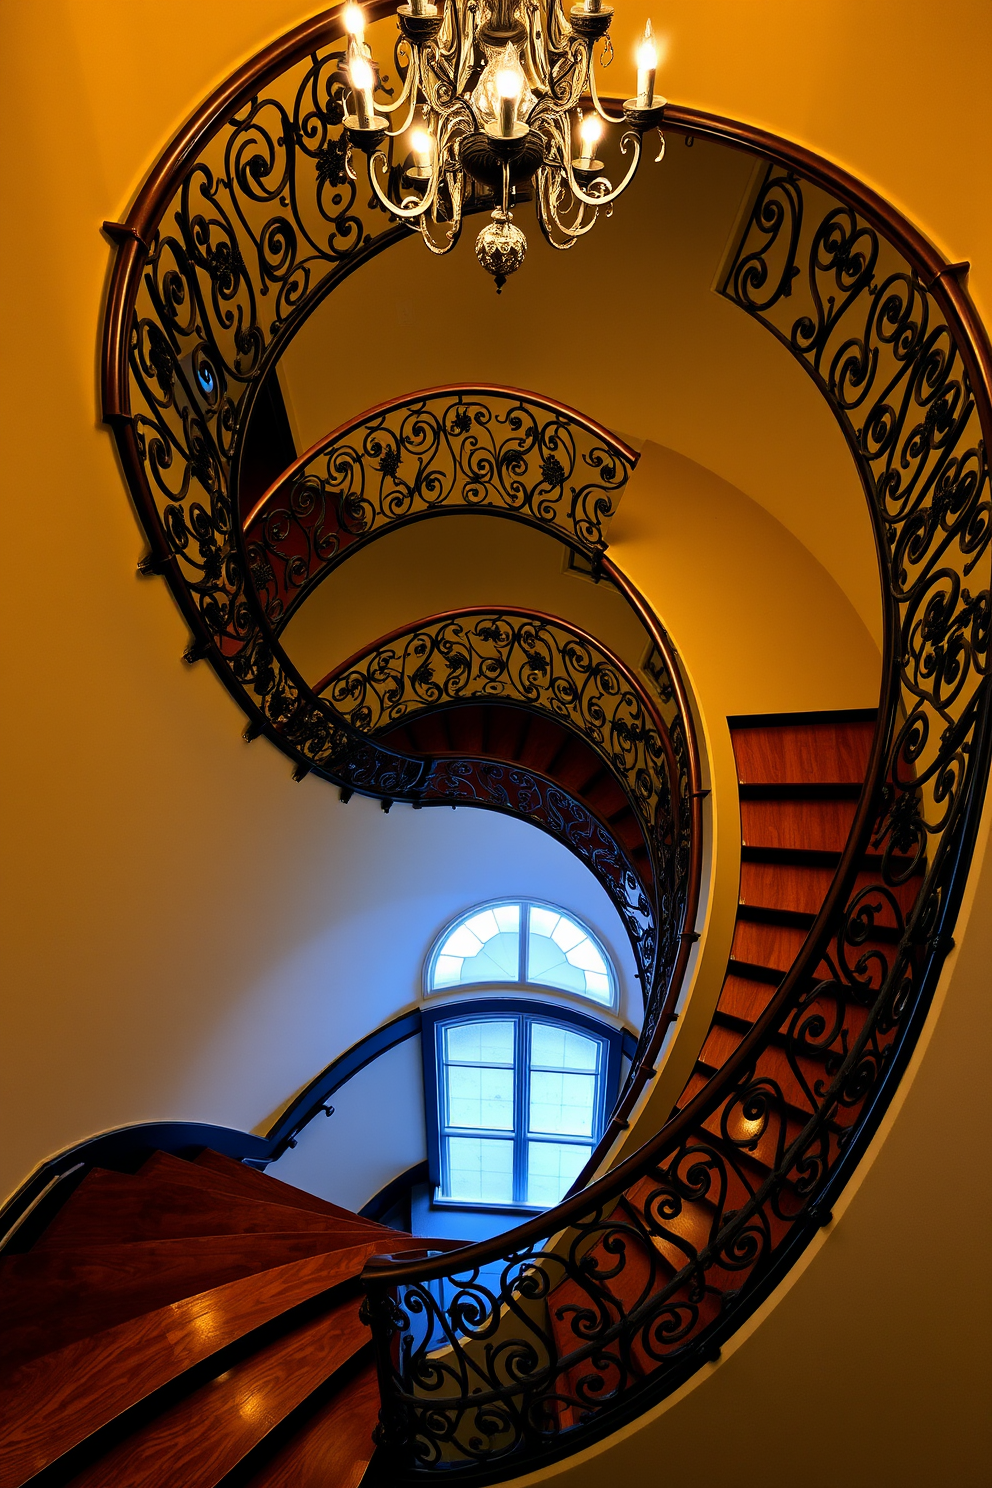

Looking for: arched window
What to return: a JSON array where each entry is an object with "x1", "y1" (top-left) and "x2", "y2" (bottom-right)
[{"x1": 425, "y1": 900, "x2": 617, "y2": 1008}]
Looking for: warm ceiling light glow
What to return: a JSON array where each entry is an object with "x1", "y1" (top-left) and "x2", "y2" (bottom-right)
[
  {"x1": 344, "y1": 4, "x2": 366, "y2": 34},
  {"x1": 496, "y1": 68, "x2": 523, "y2": 100},
  {"x1": 579, "y1": 114, "x2": 603, "y2": 149},
  {"x1": 636, "y1": 24, "x2": 658, "y2": 73},
  {"x1": 410, "y1": 128, "x2": 433, "y2": 157},
  {"x1": 350, "y1": 56, "x2": 374, "y2": 92}
]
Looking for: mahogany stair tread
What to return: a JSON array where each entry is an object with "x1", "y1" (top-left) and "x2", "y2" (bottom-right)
[
  {"x1": 0, "y1": 1244, "x2": 382, "y2": 1487},
  {"x1": 144, "y1": 1151, "x2": 387, "y2": 1229},
  {"x1": 32, "y1": 1167, "x2": 374, "y2": 1248},
  {"x1": 0, "y1": 1231, "x2": 382, "y2": 1375},
  {"x1": 63, "y1": 1298, "x2": 370, "y2": 1488},
  {"x1": 244, "y1": 1358, "x2": 381, "y2": 1488},
  {"x1": 192, "y1": 1150, "x2": 386, "y2": 1228}
]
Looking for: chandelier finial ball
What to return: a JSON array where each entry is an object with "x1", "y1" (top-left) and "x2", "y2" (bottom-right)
[{"x1": 475, "y1": 213, "x2": 527, "y2": 292}]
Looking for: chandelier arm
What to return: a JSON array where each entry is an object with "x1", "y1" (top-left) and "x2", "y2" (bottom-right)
[
  {"x1": 382, "y1": 89, "x2": 421, "y2": 137},
  {"x1": 418, "y1": 170, "x2": 465, "y2": 254},
  {"x1": 535, "y1": 166, "x2": 598, "y2": 246},
  {"x1": 588, "y1": 49, "x2": 629, "y2": 125},
  {"x1": 367, "y1": 148, "x2": 442, "y2": 219},
  {"x1": 564, "y1": 131, "x2": 642, "y2": 207},
  {"x1": 374, "y1": 44, "x2": 419, "y2": 114}
]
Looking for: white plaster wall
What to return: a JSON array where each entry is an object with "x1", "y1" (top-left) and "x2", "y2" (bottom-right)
[{"x1": 270, "y1": 1035, "x2": 428, "y2": 1213}]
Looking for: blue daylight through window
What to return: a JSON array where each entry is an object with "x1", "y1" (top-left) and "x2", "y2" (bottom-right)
[{"x1": 435, "y1": 1012, "x2": 610, "y2": 1207}]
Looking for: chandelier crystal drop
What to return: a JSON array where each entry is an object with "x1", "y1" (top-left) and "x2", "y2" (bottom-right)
[{"x1": 341, "y1": 0, "x2": 667, "y2": 289}]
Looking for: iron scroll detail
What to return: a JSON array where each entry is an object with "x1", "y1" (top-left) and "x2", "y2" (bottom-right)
[
  {"x1": 99, "y1": 3, "x2": 703, "y2": 1128},
  {"x1": 245, "y1": 386, "x2": 635, "y2": 634}
]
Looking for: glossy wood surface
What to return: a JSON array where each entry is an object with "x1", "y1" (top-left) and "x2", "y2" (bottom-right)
[
  {"x1": 731, "y1": 718, "x2": 875, "y2": 784},
  {"x1": 64, "y1": 1301, "x2": 369, "y2": 1487},
  {"x1": 32, "y1": 1168, "x2": 372, "y2": 1248},
  {"x1": 193, "y1": 1150, "x2": 388, "y2": 1228},
  {"x1": 246, "y1": 1360, "x2": 381, "y2": 1488},
  {"x1": 0, "y1": 1245, "x2": 378, "y2": 1486},
  {"x1": 740, "y1": 798, "x2": 858, "y2": 852},
  {"x1": 0, "y1": 1231, "x2": 375, "y2": 1374}
]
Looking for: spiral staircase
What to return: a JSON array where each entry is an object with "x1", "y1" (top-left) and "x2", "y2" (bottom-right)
[{"x1": 1, "y1": 5, "x2": 990, "y2": 1487}]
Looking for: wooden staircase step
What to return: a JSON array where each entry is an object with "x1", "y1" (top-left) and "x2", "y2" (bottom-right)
[
  {"x1": 191, "y1": 1151, "x2": 393, "y2": 1231},
  {"x1": 63, "y1": 1300, "x2": 370, "y2": 1488},
  {"x1": 729, "y1": 712, "x2": 876, "y2": 784},
  {"x1": 731, "y1": 917, "x2": 809, "y2": 974},
  {"x1": 0, "y1": 1231, "x2": 378, "y2": 1376},
  {"x1": 714, "y1": 973, "x2": 781, "y2": 1027},
  {"x1": 32, "y1": 1168, "x2": 372, "y2": 1249},
  {"x1": 0, "y1": 1244, "x2": 381, "y2": 1488},
  {"x1": 740, "y1": 797, "x2": 858, "y2": 853},
  {"x1": 243, "y1": 1358, "x2": 380, "y2": 1488}
]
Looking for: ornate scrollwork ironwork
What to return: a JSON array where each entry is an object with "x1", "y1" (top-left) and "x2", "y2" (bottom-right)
[
  {"x1": 318, "y1": 607, "x2": 685, "y2": 988},
  {"x1": 359, "y1": 163, "x2": 991, "y2": 1479},
  {"x1": 321, "y1": 609, "x2": 672, "y2": 833},
  {"x1": 245, "y1": 387, "x2": 635, "y2": 632}
]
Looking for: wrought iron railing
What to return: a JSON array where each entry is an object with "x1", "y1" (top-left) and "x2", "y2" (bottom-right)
[
  {"x1": 245, "y1": 387, "x2": 636, "y2": 633},
  {"x1": 316, "y1": 606, "x2": 687, "y2": 990}
]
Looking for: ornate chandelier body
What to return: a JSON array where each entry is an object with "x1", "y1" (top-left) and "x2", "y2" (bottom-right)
[{"x1": 342, "y1": 0, "x2": 667, "y2": 288}]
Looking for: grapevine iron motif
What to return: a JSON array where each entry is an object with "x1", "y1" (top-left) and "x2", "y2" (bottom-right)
[
  {"x1": 245, "y1": 389, "x2": 635, "y2": 633},
  {"x1": 359, "y1": 171, "x2": 991, "y2": 1474}
]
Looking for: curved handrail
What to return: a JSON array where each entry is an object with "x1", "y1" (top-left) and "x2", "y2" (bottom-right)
[{"x1": 312, "y1": 605, "x2": 685, "y2": 1001}]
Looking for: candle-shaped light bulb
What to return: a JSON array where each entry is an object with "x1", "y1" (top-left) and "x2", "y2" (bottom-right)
[
  {"x1": 583, "y1": 0, "x2": 602, "y2": 11},
  {"x1": 636, "y1": 20, "x2": 658, "y2": 108},
  {"x1": 349, "y1": 55, "x2": 375, "y2": 129},
  {"x1": 344, "y1": 2, "x2": 367, "y2": 63},
  {"x1": 410, "y1": 128, "x2": 433, "y2": 170},
  {"x1": 496, "y1": 67, "x2": 522, "y2": 137},
  {"x1": 578, "y1": 113, "x2": 603, "y2": 167}
]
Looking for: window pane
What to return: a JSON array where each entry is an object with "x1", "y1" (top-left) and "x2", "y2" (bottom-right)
[
  {"x1": 529, "y1": 1070, "x2": 596, "y2": 1135},
  {"x1": 527, "y1": 907, "x2": 612, "y2": 1002},
  {"x1": 447, "y1": 1064, "x2": 514, "y2": 1130},
  {"x1": 431, "y1": 905, "x2": 520, "y2": 988},
  {"x1": 444, "y1": 1020, "x2": 514, "y2": 1065},
  {"x1": 526, "y1": 1141, "x2": 591, "y2": 1206},
  {"x1": 445, "y1": 1137, "x2": 514, "y2": 1203},
  {"x1": 530, "y1": 1023, "x2": 600, "y2": 1072}
]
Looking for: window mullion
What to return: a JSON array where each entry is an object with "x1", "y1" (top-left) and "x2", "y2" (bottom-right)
[{"x1": 513, "y1": 1016, "x2": 528, "y2": 1206}]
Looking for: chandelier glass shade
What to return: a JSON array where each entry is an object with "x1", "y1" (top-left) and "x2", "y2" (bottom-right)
[{"x1": 341, "y1": 0, "x2": 667, "y2": 288}]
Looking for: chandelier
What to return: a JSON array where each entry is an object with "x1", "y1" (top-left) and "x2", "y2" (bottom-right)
[{"x1": 340, "y1": 0, "x2": 667, "y2": 289}]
